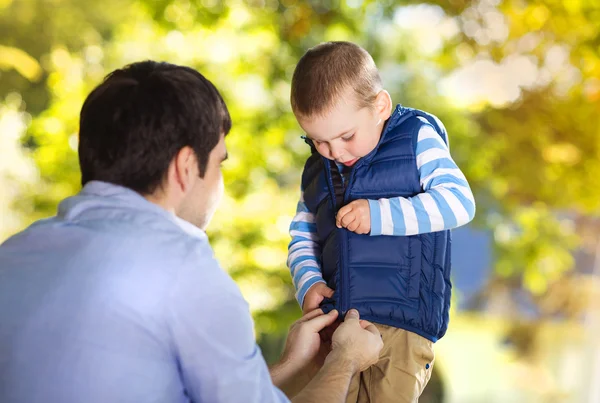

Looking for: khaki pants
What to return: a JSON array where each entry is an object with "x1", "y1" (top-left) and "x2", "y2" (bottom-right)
[{"x1": 346, "y1": 324, "x2": 435, "y2": 403}]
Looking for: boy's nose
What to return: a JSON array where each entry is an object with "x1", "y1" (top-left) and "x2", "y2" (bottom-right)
[{"x1": 330, "y1": 146, "x2": 344, "y2": 160}]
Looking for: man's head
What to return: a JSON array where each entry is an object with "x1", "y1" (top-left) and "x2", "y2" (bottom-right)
[
  {"x1": 290, "y1": 41, "x2": 392, "y2": 166},
  {"x1": 78, "y1": 61, "x2": 231, "y2": 229}
]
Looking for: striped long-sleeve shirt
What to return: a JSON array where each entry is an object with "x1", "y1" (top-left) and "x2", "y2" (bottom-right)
[{"x1": 288, "y1": 119, "x2": 476, "y2": 306}]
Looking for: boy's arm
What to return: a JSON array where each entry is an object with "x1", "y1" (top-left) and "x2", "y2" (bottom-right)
[
  {"x1": 368, "y1": 122, "x2": 476, "y2": 236},
  {"x1": 287, "y1": 191, "x2": 326, "y2": 307}
]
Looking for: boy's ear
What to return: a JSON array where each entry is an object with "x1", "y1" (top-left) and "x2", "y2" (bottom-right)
[{"x1": 374, "y1": 90, "x2": 393, "y2": 121}]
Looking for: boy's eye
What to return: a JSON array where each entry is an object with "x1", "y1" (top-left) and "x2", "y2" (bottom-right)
[
  {"x1": 314, "y1": 140, "x2": 324, "y2": 146},
  {"x1": 342, "y1": 133, "x2": 355, "y2": 142}
]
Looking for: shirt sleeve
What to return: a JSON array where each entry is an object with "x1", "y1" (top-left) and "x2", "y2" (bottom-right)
[
  {"x1": 369, "y1": 121, "x2": 476, "y2": 236},
  {"x1": 287, "y1": 190, "x2": 325, "y2": 307},
  {"x1": 167, "y1": 241, "x2": 290, "y2": 403}
]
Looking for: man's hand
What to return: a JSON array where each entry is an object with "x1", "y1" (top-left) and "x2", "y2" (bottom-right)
[
  {"x1": 302, "y1": 282, "x2": 334, "y2": 314},
  {"x1": 280, "y1": 309, "x2": 338, "y2": 372},
  {"x1": 336, "y1": 199, "x2": 371, "y2": 234},
  {"x1": 283, "y1": 310, "x2": 383, "y2": 402},
  {"x1": 329, "y1": 309, "x2": 382, "y2": 373},
  {"x1": 271, "y1": 309, "x2": 338, "y2": 396}
]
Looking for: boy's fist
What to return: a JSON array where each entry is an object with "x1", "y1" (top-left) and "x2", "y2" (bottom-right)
[
  {"x1": 302, "y1": 282, "x2": 335, "y2": 314},
  {"x1": 336, "y1": 199, "x2": 371, "y2": 234}
]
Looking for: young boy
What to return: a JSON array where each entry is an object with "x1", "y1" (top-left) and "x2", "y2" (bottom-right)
[{"x1": 287, "y1": 41, "x2": 476, "y2": 402}]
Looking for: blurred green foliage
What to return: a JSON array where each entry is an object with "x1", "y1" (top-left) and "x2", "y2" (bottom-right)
[{"x1": 1, "y1": 0, "x2": 599, "y2": 365}]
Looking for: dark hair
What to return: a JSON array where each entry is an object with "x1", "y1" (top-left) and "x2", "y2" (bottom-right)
[
  {"x1": 291, "y1": 41, "x2": 382, "y2": 118},
  {"x1": 78, "y1": 60, "x2": 231, "y2": 194}
]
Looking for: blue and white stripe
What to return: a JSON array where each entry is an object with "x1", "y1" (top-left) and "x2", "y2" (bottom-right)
[
  {"x1": 287, "y1": 197, "x2": 326, "y2": 306},
  {"x1": 287, "y1": 121, "x2": 475, "y2": 305},
  {"x1": 368, "y1": 122, "x2": 475, "y2": 236}
]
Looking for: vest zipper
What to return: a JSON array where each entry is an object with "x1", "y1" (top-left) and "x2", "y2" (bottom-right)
[
  {"x1": 339, "y1": 228, "x2": 348, "y2": 316},
  {"x1": 324, "y1": 157, "x2": 367, "y2": 318},
  {"x1": 323, "y1": 158, "x2": 349, "y2": 316},
  {"x1": 338, "y1": 159, "x2": 365, "y2": 316}
]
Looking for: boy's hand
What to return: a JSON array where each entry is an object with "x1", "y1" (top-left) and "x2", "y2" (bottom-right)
[
  {"x1": 336, "y1": 199, "x2": 371, "y2": 234},
  {"x1": 302, "y1": 282, "x2": 335, "y2": 314}
]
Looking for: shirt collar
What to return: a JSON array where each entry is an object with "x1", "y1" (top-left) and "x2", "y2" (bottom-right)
[{"x1": 73, "y1": 181, "x2": 207, "y2": 241}]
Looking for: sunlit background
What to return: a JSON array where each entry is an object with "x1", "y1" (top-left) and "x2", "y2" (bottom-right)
[{"x1": 1, "y1": 0, "x2": 599, "y2": 402}]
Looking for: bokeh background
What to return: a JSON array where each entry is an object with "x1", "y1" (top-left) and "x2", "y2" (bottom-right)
[{"x1": 1, "y1": 0, "x2": 599, "y2": 401}]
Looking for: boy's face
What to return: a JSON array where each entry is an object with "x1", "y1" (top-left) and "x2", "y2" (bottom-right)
[{"x1": 296, "y1": 89, "x2": 391, "y2": 167}]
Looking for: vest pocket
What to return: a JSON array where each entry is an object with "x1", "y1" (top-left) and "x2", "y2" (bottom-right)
[
  {"x1": 345, "y1": 233, "x2": 423, "y2": 302},
  {"x1": 348, "y1": 263, "x2": 421, "y2": 304}
]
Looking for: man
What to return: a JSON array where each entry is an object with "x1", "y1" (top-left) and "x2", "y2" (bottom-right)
[{"x1": 0, "y1": 61, "x2": 383, "y2": 403}]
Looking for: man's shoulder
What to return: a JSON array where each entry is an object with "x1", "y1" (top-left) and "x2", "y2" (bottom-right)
[
  {"x1": 166, "y1": 234, "x2": 245, "y2": 316},
  {"x1": 1, "y1": 210, "x2": 215, "y2": 278}
]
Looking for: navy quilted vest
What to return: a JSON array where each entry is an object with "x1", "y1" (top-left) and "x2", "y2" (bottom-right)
[{"x1": 301, "y1": 105, "x2": 452, "y2": 342}]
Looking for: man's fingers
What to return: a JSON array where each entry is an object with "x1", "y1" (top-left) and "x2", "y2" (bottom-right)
[
  {"x1": 362, "y1": 321, "x2": 381, "y2": 338},
  {"x1": 305, "y1": 309, "x2": 338, "y2": 332},
  {"x1": 301, "y1": 299, "x2": 321, "y2": 316},
  {"x1": 344, "y1": 309, "x2": 360, "y2": 322},
  {"x1": 300, "y1": 308, "x2": 325, "y2": 322}
]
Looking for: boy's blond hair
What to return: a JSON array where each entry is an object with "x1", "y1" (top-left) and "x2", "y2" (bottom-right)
[{"x1": 291, "y1": 41, "x2": 383, "y2": 118}]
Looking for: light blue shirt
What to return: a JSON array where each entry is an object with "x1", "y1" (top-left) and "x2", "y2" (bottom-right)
[{"x1": 0, "y1": 181, "x2": 289, "y2": 403}]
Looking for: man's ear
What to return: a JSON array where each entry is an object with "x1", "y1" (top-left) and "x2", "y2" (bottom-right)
[
  {"x1": 374, "y1": 90, "x2": 393, "y2": 121},
  {"x1": 171, "y1": 146, "x2": 198, "y2": 194}
]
